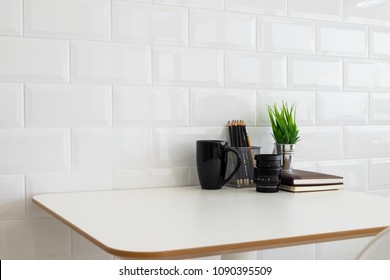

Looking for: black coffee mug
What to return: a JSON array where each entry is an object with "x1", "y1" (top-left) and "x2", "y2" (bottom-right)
[{"x1": 196, "y1": 140, "x2": 241, "y2": 190}]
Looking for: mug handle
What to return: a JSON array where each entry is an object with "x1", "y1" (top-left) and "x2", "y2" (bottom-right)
[{"x1": 222, "y1": 147, "x2": 241, "y2": 186}]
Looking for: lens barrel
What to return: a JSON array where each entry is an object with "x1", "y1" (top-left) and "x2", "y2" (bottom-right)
[{"x1": 254, "y1": 154, "x2": 281, "y2": 193}]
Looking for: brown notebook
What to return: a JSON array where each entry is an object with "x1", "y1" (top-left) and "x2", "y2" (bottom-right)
[
  {"x1": 281, "y1": 169, "x2": 343, "y2": 186},
  {"x1": 279, "y1": 183, "x2": 344, "y2": 193}
]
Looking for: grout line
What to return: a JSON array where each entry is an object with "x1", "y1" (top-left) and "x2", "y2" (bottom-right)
[
  {"x1": 314, "y1": 22, "x2": 318, "y2": 56},
  {"x1": 68, "y1": 40, "x2": 71, "y2": 84},
  {"x1": 22, "y1": 83, "x2": 26, "y2": 128},
  {"x1": 342, "y1": 126, "x2": 346, "y2": 160},
  {"x1": 342, "y1": 0, "x2": 346, "y2": 24},
  {"x1": 315, "y1": 91, "x2": 319, "y2": 126},
  {"x1": 110, "y1": 85, "x2": 114, "y2": 127},
  {"x1": 110, "y1": 0, "x2": 113, "y2": 43},
  {"x1": 187, "y1": 7, "x2": 190, "y2": 48},
  {"x1": 368, "y1": 91, "x2": 372, "y2": 125},
  {"x1": 21, "y1": 0, "x2": 24, "y2": 37},
  {"x1": 255, "y1": 89, "x2": 259, "y2": 127},
  {"x1": 150, "y1": 46, "x2": 154, "y2": 86},
  {"x1": 341, "y1": 57, "x2": 345, "y2": 92},
  {"x1": 367, "y1": 26, "x2": 371, "y2": 58},
  {"x1": 221, "y1": 49, "x2": 225, "y2": 88},
  {"x1": 69, "y1": 128, "x2": 72, "y2": 172},
  {"x1": 150, "y1": 125, "x2": 155, "y2": 168},
  {"x1": 286, "y1": 0, "x2": 289, "y2": 17},
  {"x1": 186, "y1": 88, "x2": 190, "y2": 127},
  {"x1": 286, "y1": 54, "x2": 290, "y2": 89}
]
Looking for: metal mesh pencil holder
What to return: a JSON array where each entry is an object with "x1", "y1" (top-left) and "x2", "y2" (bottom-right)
[{"x1": 226, "y1": 146, "x2": 261, "y2": 188}]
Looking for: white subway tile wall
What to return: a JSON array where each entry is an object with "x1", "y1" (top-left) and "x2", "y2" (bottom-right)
[
  {"x1": 189, "y1": 9, "x2": 256, "y2": 50},
  {"x1": 288, "y1": 55, "x2": 343, "y2": 89},
  {"x1": 112, "y1": 2, "x2": 188, "y2": 45},
  {"x1": 295, "y1": 126, "x2": 343, "y2": 160},
  {"x1": 0, "y1": 83, "x2": 23, "y2": 128},
  {"x1": 0, "y1": 175, "x2": 25, "y2": 220},
  {"x1": 317, "y1": 160, "x2": 368, "y2": 192},
  {"x1": 72, "y1": 128, "x2": 153, "y2": 169},
  {"x1": 71, "y1": 41, "x2": 151, "y2": 84},
  {"x1": 128, "y1": 0, "x2": 151, "y2": 3},
  {"x1": 0, "y1": 0, "x2": 22, "y2": 36},
  {"x1": 225, "y1": 0, "x2": 287, "y2": 16},
  {"x1": 225, "y1": 51, "x2": 287, "y2": 88},
  {"x1": 0, "y1": 129, "x2": 70, "y2": 173},
  {"x1": 345, "y1": 126, "x2": 390, "y2": 158},
  {"x1": 370, "y1": 93, "x2": 390, "y2": 124},
  {"x1": 345, "y1": 59, "x2": 390, "y2": 91},
  {"x1": 345, "y1": 0, "x2": 390, "y2": 26},
  {"x1": 370, "y1": 26, "x2": 390, "y2": 58},
  {"x1": 113, "y1": 86, "x2": 188, "y2": 126},
  {"x1": 316, "y1": 22, "x2": 368, "y2": 57},
  {"x1": 288, "y1": 0, "x2": 343, "y2": 21},
  {"x1": 113, "y1": 167, "x2": 191, "y2": 189},
  {"x1": 369, "y1": 159, "x2": 390, "y2": 191},
  {"x1": 25, "y1": 84, "x2": 112, "y2": 127},
  {"x1": 257, "y1": 17, "x2": 315, "y2": 54},
  {"x1": 317, "y1": 91, "x2": 369, "y2": 125},
  {"x1": 258, "y1": 90, "x2": 316, "y2": 126},
  {"x1": 25, "y1": 171, "x2": 112, "y2": 218},
  {"x1": 0, "y1": 0, "x2": 389, "y2": 260},
  {"x1": 24, "y1": 0, "x2": 111, "y2": 41},
  {"x1": 0, "y1": 219, "x2": 71, "y2": 259},
  {"x1": 190, "y1": 88, "x2": 256, "y2": 126},
  {"x1": 0, "y1": 37, "x2": 69, "y2": 83},
  {"x1": 153, "y1": 47, "x2": 223, "y2": 86},
  {"x1": 153, "y1": 127, "x2": 226, "y2": 166},
  {"x1": 153, "y1": 0, "x2": 224, "y2": 10}
]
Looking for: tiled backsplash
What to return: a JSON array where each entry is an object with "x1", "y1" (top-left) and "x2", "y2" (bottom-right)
[{"x1": 1, "y1": 0, "x2": 390, "y2": 259}]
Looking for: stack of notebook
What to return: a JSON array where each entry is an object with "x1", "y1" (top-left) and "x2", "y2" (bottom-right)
[{"x1": 278, "y1": 169, "x2": 344, "y2": 193}]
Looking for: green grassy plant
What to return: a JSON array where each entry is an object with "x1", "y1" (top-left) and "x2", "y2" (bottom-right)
[{"x1": 267, "y1": 101, "x2": 300, "y2": 144}]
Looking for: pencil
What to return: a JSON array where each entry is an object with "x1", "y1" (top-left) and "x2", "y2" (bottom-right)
[
  {"x1": 227, "y1": 119, "x2": 256, "y2": 187},
  {"x1": 233, "y1": 120, "x2": 239, "y2": 147},
  {"x1": 242, "y1": 121, "x2": 249, "y2": 147},
  {"x1": 240, "y1": 120, "x2": 247, "y2": 147},
  {"x1": 228, "y1": 121, "x2": 233, "y2": 146}
]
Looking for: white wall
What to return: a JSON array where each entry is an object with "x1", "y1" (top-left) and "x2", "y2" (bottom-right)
[{"x1": 1, "y1": 0, "x2": 390, "y2": 259}]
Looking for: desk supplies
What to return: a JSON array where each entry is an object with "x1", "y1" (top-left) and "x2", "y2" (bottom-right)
[
  {"x1": 279, "y1": 169, "x2": 344, "y2": 193},
  {"x1": 281, "y1": 169, "x2": 343, "y2": 185},
  {"x1": 226, "y1": 120, "x2": 259, "y2": 188},
  {"x1": 196, "y1": 140, "x2": 241, "y2": 190},
  {"x1": 254, "y1": 154, "x2": 281, "y2": 193},
  {"x1": 226, "y1": 146, "x2": 261, "y2": 188},
  {"x1": 228, "y1": 120, "x2": 250, "y2": 147},
  {"x1": 278, "y1": 183, "x2": 344, "y2": 193}
]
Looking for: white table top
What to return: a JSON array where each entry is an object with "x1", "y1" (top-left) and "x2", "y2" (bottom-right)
[{"x1": 32, "y1": 186, "x2": 390, "y2": 259}]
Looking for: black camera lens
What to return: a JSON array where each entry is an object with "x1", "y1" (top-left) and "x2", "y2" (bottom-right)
[
  {"x1": 255, "y1": 154, "x2": 281, "y2": 168},
  {"x1": 254, "y1": 154, "x2": 281, "y2": 193}
]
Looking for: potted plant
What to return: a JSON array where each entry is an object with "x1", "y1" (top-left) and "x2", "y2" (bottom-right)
[{"x1": 267, "y1": 101, "x2": 300, "y2": 171}]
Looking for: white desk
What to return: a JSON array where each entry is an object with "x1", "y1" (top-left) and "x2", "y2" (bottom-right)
[{"x1": 32, "y1": 186, "x2": 390, "y2": 259}]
